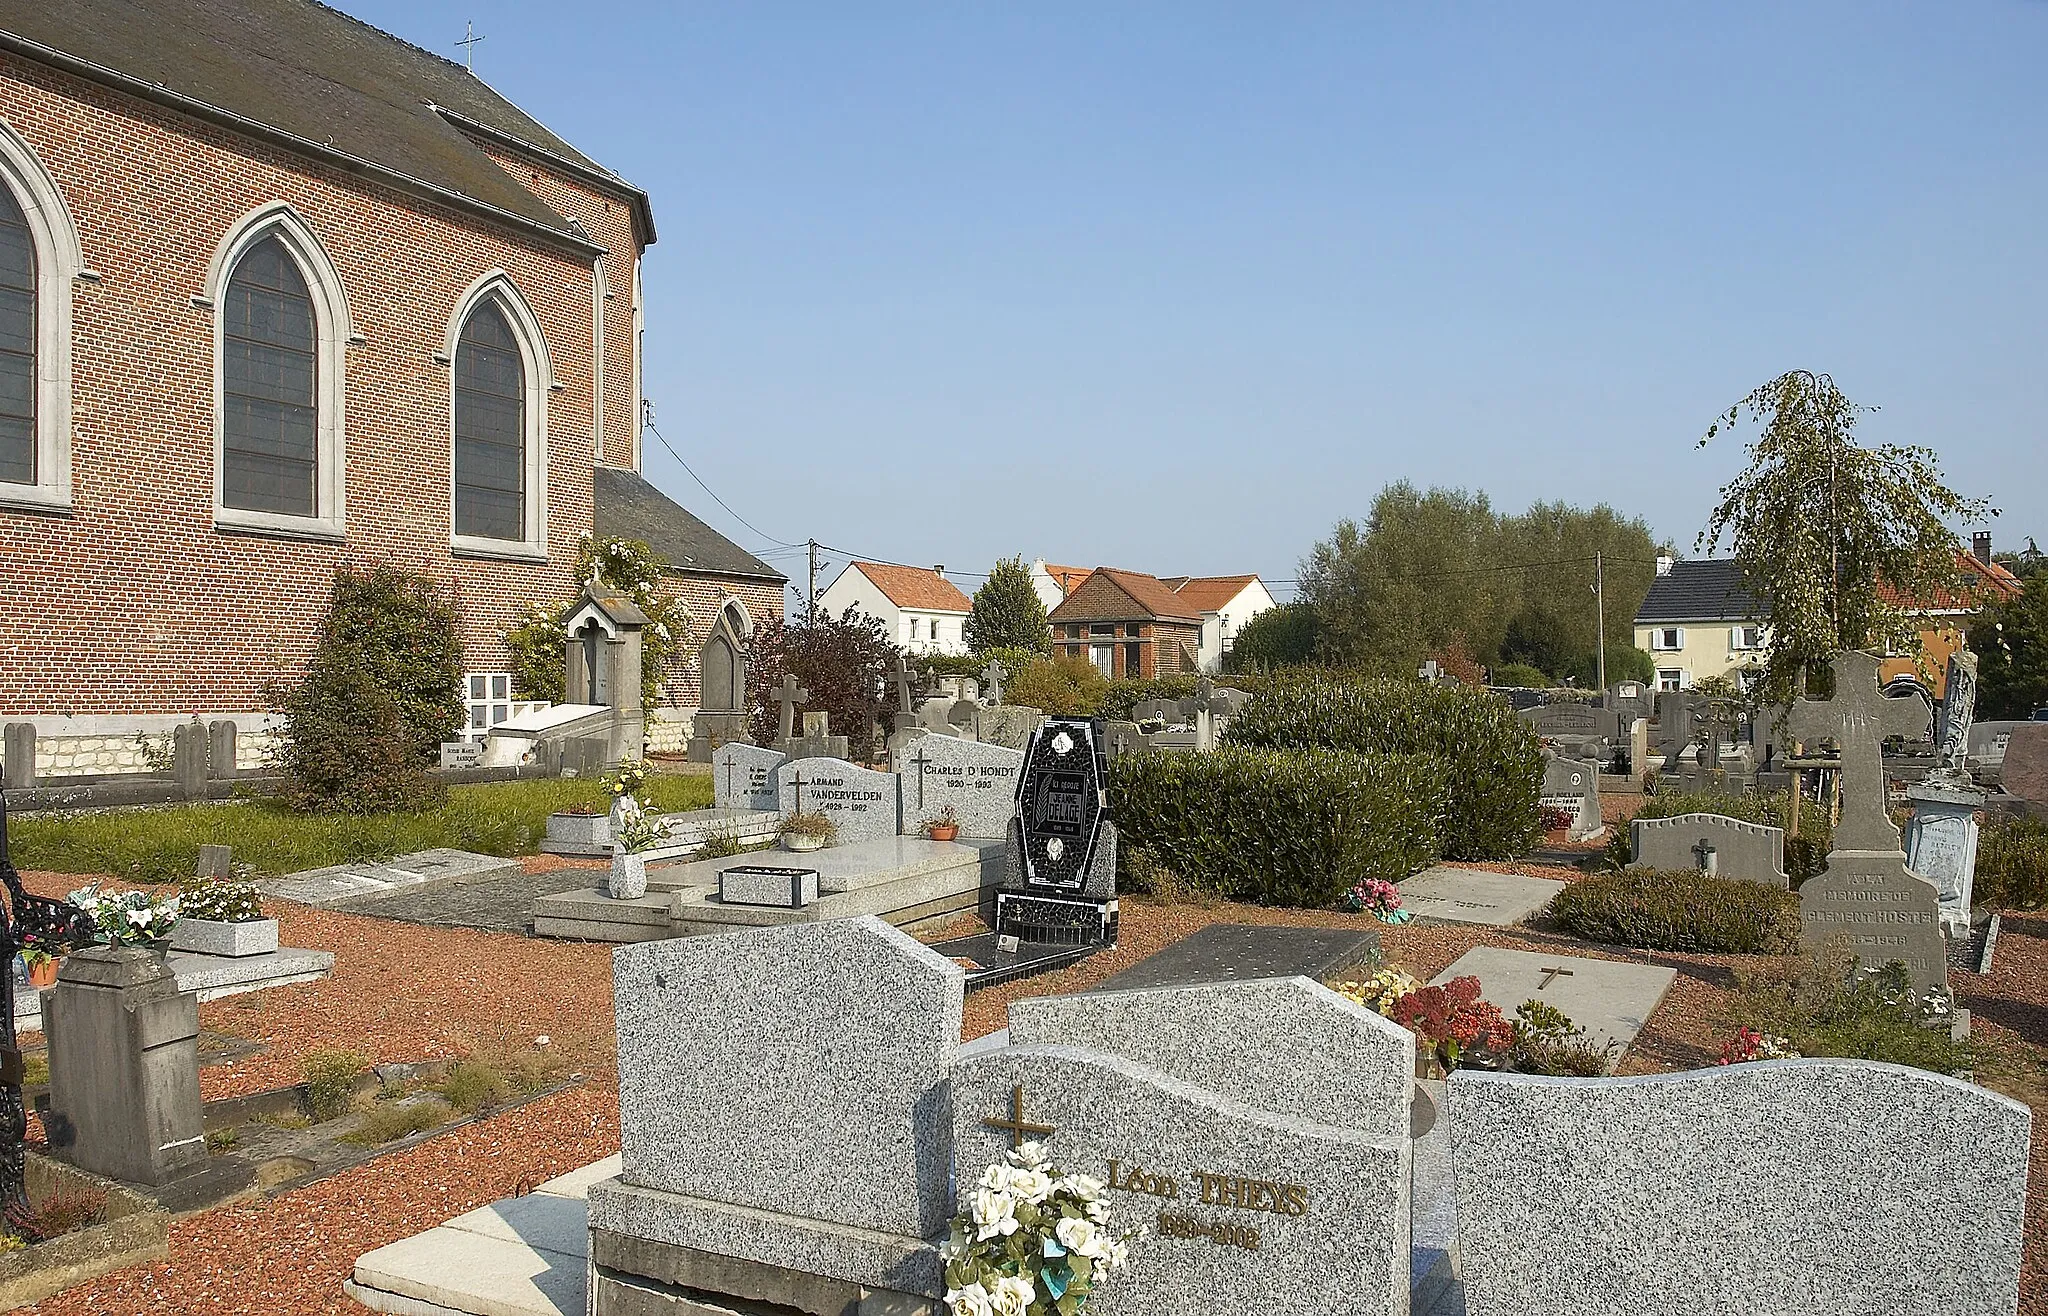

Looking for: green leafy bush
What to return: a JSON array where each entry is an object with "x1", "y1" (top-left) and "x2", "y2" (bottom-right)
[
  {"x1": 1546, "y1": 868, "x2": 1802, "y2": 954},
  {"x1": 1224, "y1": 674, "x2": 1542, "y2": 858},
  {"x1": 1606, "y1": 789, "x2": 1831, "y2": 885},
  {"x1": 1004, "y1": 655, "x2": 1109, "y2": 717},
  {"x1": 344, "y1": 1098, "x2": 452, "y2": 1146},
  {"x1": 436, "y1": 1061, "x2": 510, "y2": 1115},
  {"x1": 502, "y1": 537, "x2": 695, "y2": 708},
  {"x1": 1111, "y1": 746, "x2": 1450, "y2": 906},
  {"x1": 1732, "y1": 950, "x2": 1975, "y2": 1076},
  {"x1": 746, "y1": 607, "x2": 900, "y2": 759},
  {"x1": 1489, "y1": 663, "x2": 1551, "y2": 690},
  {"x1": 270, "y1": 566, "x2": 465, "y2": 813},
  {"x1": 1974, "y1": 811, "x2": 2048, "y2": 911},
  {"x1": 1508, "y1": 1000, "x2": 1617, "y2": 1076},
  {"x1": 302, "y1": 1048, "x2": 372, "y2": 1122}
]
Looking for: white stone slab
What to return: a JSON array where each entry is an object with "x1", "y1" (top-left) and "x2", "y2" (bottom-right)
[
  {"x1": 1448, "y1": 1061, "x2": 2031, "y2": 1316},
  {"x1": 713, "y1": 742, "x2": 786, "y2": 811},
  {"x1": 1396, "y1": 866, "x2": 1566, "y2": 927},
  {"x1": 1430, "y1": 946, "x2": 1675, "y2": 1058},
  {"x1": 775, "y1": 757, "x2": 901, "y2": 843},
  {"x1": 15, "y1": 946, "x2": 335, "y2": 1028},
  {"x1": 892, "y1": 734, "x2": 1023, "y2": 839},
  {"x1": 260, "y1": 849, "x2": 519, "y2": 907}
]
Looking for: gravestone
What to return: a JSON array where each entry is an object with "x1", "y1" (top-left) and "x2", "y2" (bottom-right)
[
  {"x1": 1966, "y1": 719, "x2": 2020, "y2": 784},
  {"x1": 712, "y1": 742, "x2": 785, "y2": 812},
  {"x1": 915, "y1": 695, "x2": 960, "y2": 737},
  {"x1": 972, "y1": 704, "x2": 1044, "y2": 751},
  {"x1": 771, "y1": 672, "x2": 807, "y2": 747},
  {"x1": 1605, "y1": 682, "x2": 1653, "y2": 725},
  {"x1": 593, "y1": 918, "x2": 961, "y2": 1311},
  {"x1": 43, "y1": 946, "x2": 207, "y2": 1186},
  {"x1": 1, "y1": 723, "x2": 32, "y2": 790},
  {"x1": 1627, "y1": 717, "x2": 1649, "y2": 782},
  {"x1": 1000, "y1": 717, "x2": 1119, "y2": 945},
  {"x1": 195, "y1": 844, "x2": 234, "y2": 880},
  {"x1": 979, "y1": 657, "x2": 1009, "y2": 706},
  {"x1": 437, "y1": 741, "x2": 483, "y2": 770},
  {"x1": 1091, "y1": 925, "x2": 1381, "y2": 995},
  {"x1": 1539, "y1": 756, "x2": 1603, "y2": 841},
  {"x1": 1102, "y1": 719, "x2": 1146, "y2": 761},
  {"x1": 953, "y1": 986, "x2": 1412, "y2": 1316},
  {"x1": 1448, "y1": 1061, "x2": 2031, "y2": 1316},
  {"x1": 776, "y1": 757, "x2": 900, "y2": 843},
  {"x1": 893, "y1": 734, "x2": 1024, "y2": 839},
  {"x1": 1793, "y1": 652, "x2": 1948, "y2": 992},
  {"x1": 1522, "y1": 701, "x2": 1609, "y2": 743},
  {"x1": 206, "y1": 719, "x2": 237, "y2": 779},
  {"x1": 561, "y1": 584, "x2": 648, "y2": 765},
  {"x1": 1906, "y1": 650, "x2": 1988, "y2": 938},
  {"x1": 1653, "y1": 690, "x2": 1696, "y2": 775},
  {"x1": 1396, "y1": 866, "x2": 1566, "y2": 927},
  {"x1": 1430, "y1": 946, "x2": 1675, "y2": 1061},
  {"x1": 2001, "y1": 723, "x2": 2048, "y2": 807},
  {"x1": 1630, "y1": 813, "x2": 1789, "y2": 887}
]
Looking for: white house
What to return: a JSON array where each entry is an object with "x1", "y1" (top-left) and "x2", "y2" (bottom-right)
[
  {"x1": 1028, "y1": 560, "x2": 1093, "y2": 616},
  {"x1": 1163, "y1": 574, "x2": 1279, "y2": 673},
  {"x1": 817, "y1": 561, "x2": 974, "y2": 655}
]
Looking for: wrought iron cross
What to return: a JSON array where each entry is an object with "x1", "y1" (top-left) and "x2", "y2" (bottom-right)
[
  {"x1": 909, "y1": 745, "x2": 932, "y2": 808},
  {"x1": 0, "y1": 799, "x2": 95, "y2": 1225},
  {"x1": 982, "y1": 1084, "x2": 1055, "y2": 1150},
  {"x1": 1536, "y1": 965, "x2": 1574, "y2": 990}
]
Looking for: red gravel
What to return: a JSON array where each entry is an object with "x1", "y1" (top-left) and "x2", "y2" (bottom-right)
[{"x1": 12, "y1": 868, "x2": 2045, "y2": 1314}]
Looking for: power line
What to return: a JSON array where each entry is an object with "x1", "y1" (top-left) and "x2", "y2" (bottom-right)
[{"x1": 641, "y1": 417, "x2": 805, "y2": 553}]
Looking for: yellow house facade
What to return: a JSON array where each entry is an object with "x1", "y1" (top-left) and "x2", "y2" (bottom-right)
[{"x1": 1632, "y1": 558, "x2": 1769, "y2": 692}]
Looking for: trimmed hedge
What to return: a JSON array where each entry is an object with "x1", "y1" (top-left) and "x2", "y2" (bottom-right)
[
  {"x1": 1975, "y1": 811, "x2": 2048, "y2": 911},
  {"x1": 1223, "y1": 674, "x2": 1543, "y2": 859},
  {"x1": 1547, "y1": 868, "x2": 1802, "y2": 954},
  {"x1": 1110, "y1": 746, "x2": 1450, "y2": 907},
  {"x1": 1098, "y1": 675, "x2": 1272, "y2": 722},
  {"x1": 1607, "y1": 790, "x2": 1831, "y2": 886}
]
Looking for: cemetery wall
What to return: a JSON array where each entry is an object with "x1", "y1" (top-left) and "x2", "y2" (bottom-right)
[{"x1": 0, "y1": 54, "x2": 646, "y2": 716}]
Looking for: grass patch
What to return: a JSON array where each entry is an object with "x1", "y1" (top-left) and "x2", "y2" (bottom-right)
[
  {"x1": 343, "y1": 1098, "x2": 452, "y2": 1146},
  {"x1": 21, "y1": 1055, "x2": 47, "y2": 1089},
  {"x1": 5, "y1": 774, "x2": 713, "y2": 881},
  {"x1": 435, "y1": 1061, "x2": 511, "y2": 1116},
  {"x1": 301, "y1": 1048, "x2": 371, "y2": 1122}
]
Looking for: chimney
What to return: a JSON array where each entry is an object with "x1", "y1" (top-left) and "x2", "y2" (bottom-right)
[
  {"x1": 1972, "y1": 532, "x2": 1992, "y2": 565},
  {"x1": 933, "y1": 564, "x2": 946, "y2": 578},
  {"x1": 1656, "y1": 554, "x2": 1674, "y2": 577}
]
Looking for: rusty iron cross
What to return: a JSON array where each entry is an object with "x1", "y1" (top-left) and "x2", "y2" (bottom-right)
[{"x1": 982, "y1": 1085, "x2": 1055, "y2": 1150}]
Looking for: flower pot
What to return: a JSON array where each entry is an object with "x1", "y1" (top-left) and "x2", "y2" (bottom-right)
[
  {"x1": 26, "y1": 959, "x2": 57, "y2": 988},
  {"x1": 168, "y1": 916, "x2": 280, "y2": 959},
  {"x1": 609, "y1": 852, "x2": 648, "y2": 900},
  {"x1": 781, "y1": 833, "x2": 828, "y2": 853},
  {"x1": 926, "y1": 824, "x2": 959, "y2": 843}
]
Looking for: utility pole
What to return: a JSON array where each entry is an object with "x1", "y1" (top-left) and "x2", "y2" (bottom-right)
[
  {"x1": 1593, "y1": 551, "x2": 1607, "y2": 696},
  {"x1": 807, "y1": 539, "x2": 819, "y2": 624}
]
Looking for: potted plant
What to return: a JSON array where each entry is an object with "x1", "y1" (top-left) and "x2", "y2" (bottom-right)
[
  {"x1": 64, "y1": 884, "x2": 179, "y2": 954},
  {"x1": 1387, "y1": 975, "x2": 1514, "y2": 1078},
  {"x1": 610, "y1": 810, "x2": 670, "y2": 900},
  {"x1": 20, "y1": 939, "x2": 58, "y2": 988},
  {"x1": 922, "y1": 805, "x2": 961, "y2": 844},
  {"x1": 168, "y1": 872, "x2": 278, "y2": 958},
  {"x1": 779, "y1": 811, "x2": 837, "y2": 853}
]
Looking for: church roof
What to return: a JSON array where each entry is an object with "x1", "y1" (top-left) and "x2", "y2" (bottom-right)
[
  {"x1": 593, "y1": 466, "x2": 786, "y2": 584},
  {"x1": 0, "y1": 0, "x2": 653, "y2": 250}
]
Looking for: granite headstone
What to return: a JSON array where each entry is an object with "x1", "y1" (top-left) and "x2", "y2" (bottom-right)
[
  {"x1": 1630, "y1": 813, "x2": 1789, "y2": 887},
  {"x1": 712, "y1": 742, "x2": 785, "y2": 812},
  {"x1": 893, "y1": 734, "x2": 1024, "y2": 839},
  {"x1": 776, "y1": 757, "x2": 901, "y2": 843}
]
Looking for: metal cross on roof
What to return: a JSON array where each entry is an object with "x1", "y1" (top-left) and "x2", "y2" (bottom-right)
[
  {"x1": 1788, "y1": 651, "x2": 1931, "y2": 853},
  {"x1": 456, "y1": 20, "x2": 486, "y2": 71}
]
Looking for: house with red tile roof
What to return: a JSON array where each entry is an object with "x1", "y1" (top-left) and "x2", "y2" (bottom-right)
[
  {"x1": 1028, "y1": 560, "x2": 1093, "y2": 613},
  {"x1": 817, "y1": 561, "x2": 974, "y2": 655},
  {"x1": 1163, "y1": 574, "x2": 1279, "y2": 673},
  {"x1": 1047, "y1": 567, "x2": 1204, "y2": 678}
]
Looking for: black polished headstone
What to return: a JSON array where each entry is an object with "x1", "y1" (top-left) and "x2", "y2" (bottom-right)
[{"x1": 1015, "y1": 717, "x2": 1108, "y2": 892}]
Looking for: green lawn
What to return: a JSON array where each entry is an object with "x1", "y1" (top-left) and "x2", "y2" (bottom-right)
[{"x1": 6, "y1": 774, "x2": 714, "y2": 883}]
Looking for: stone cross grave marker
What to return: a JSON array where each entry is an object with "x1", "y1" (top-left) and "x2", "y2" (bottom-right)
[
  {"x1": 776, "y1": 757, "x2": 900, "y2": 843},
  {"x1": 1934, "y1": 649, "x2": 1979, "y2": 769},
  {"x1": 980, "y1": 657, "x2": 1008, "y2": 706},
  {"x1": 1191, "y1": 676, "x2": 1221, "y2": 751},
  {"x1": 713, "y1": 742, "x2": 785, "y2": 812},
  {"x1": 894, "y1": 734, "x2": 1024, "y2": 839},
  {"x1": 774, "y1": 673, "x2": 808, "y2": 746},
  {"x1": 1908, "y1": 649, "x2": 1988, "y2": 937},
  {"x1": 1788, "y1": 651, "x2": 1930, "y2": 853},
  {"x1": 892, "y1": 654, "x2": 914, "y2": 717}
]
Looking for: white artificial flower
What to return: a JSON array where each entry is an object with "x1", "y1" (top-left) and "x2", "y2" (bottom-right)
[
  {"x1": 1008, "y1": 1140, "x2": 1051, "y2": 1171},
  {"x1": 988, "y1": 1275, "x2": 1035, "y2": 1316},
  {"x1": 1055, "y1": 1215, "x2": 1107, "y2": 1259},
  {"x1": 971, "y1": 1188, "x2": 1019, "y2": 1241},
  {"x1": 125, "y1": 908, "x2": 151, "y2": 928},
  {"x1": 945, "y1": 1282, "x2": 994, "y2": 1316},
  {"x1": 1108, "y1": 1239, "x2": 1131, "y2": 1269},
  {"x1": 977, "y1": 1163, "x2": 1014, "y2": 1193},
  {"x1": 1007, "y1": 1168, "x2": 1053, "y2": 1205},
  {"x1": 1054, "y1": 1173, "x2": 1104, "y2": 1200}
]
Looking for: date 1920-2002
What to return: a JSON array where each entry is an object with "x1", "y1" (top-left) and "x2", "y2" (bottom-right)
[{"x1": 1156, "y1": 1210, "x2": 1260, "y2": 1251}]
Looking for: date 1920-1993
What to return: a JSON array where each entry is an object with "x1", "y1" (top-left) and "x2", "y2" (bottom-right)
[{"x1": 1156, "y1": 1210, "x2": 1260, "y2": 1251}]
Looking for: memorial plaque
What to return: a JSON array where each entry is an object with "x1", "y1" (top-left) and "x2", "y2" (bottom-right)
[
  {"x1": 1016, "y1": 718, "x2": 1108, "y2": 891},
  {"x1": 438, "y1": 741, "x2": 483, "y2": 769},
  {"x1": 775, "y1": 757, "x2": 901, "y2": 843}
]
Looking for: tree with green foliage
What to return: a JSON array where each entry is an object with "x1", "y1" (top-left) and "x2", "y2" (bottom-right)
[
  {"x1": 1493, "y1": 501, "x2": 1661, "y2": 682},
  {"x1": 1004, "y1": 654, "x2": 1109, "y2": 716},
  {"x1": 964, "y1": 556, "x2": 1051, "y2": 655},
  {"x1": 745, "y1": 607, "x2": 901, "y2": 759},
  {"x1": 1223, "y1": 599, "x2": 1320, "y2": 672},
  {"x1": 1698, "y1": 370, "x2": 1990, "y2": 704},
  {"x1": 270, "y1": 565, "x2": 466, "y2": 813},
  {"x1": 1975, "y1": 582, "x2": 2048, "y2": 718},
  {"x1": 502, "y1": 538, "x2": 695, "y2": 708}
]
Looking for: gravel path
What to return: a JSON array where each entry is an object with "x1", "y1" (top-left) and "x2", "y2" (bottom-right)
[{"x1": 12, "y1": 866, "x2": 2043, "y2": 1314}]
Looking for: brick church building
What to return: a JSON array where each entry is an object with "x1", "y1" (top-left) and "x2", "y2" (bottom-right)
[{"x1": 0, "y1": 0, "x2": 783, "y2": 744}]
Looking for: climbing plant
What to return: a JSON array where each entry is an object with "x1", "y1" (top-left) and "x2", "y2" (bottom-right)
[{"x1": 502, "y1": 537, "x2": 695, "y2": 709}]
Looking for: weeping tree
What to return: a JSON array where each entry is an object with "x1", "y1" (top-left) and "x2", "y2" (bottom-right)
[{"x1": 1698, "y1": 371, "x2": 1991, "y2": 704}]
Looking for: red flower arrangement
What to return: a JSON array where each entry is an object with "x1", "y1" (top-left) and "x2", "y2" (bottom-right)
[{"x1": 1388, "y1": 975, "x2": 1515, "y2": 1070}]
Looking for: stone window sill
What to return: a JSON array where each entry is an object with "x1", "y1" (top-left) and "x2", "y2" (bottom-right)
[
  {"x1": 450, "y1": 535, "x2": 550, "y2": 564},
  {"x1": 214, "y1": 508, "x2": 346, "y2": 543},
  {"x1": 0, "y1": 483, "x2": 73, "y2": 515}
]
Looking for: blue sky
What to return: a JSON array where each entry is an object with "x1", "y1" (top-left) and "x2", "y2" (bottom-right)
[{"x1": 352, "y1": 2, "x2": 2046, "y2": 597}]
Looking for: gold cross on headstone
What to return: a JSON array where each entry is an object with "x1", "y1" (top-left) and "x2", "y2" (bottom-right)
[
  {"x1": 982, "y1": 1085, "x2": 1055, "y2": 1150},
  {"x1": 1536, "y1": 965, "x2": 1574, "y2": 990}
]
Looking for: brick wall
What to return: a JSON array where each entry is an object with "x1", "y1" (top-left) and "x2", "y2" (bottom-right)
[
  {"x1": 653, "y1": 574, "x2": 787, "y2": 709},
  {"x1": 0, "y1": 55, "x2": 649, "y2": 717}
]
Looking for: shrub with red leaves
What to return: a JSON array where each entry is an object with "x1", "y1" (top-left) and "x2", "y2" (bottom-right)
[{"x1": 1389, "y1": 975, "x2": 1515, "y2": 1069}]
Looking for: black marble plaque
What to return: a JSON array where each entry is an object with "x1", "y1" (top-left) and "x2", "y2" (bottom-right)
[{"x1": 1016, "y1": 717, "x2": 1107, "y2": 891}]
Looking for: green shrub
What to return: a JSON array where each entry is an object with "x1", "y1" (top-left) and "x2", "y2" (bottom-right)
[
  {"x1": 1489, "y1": 663, "x2": 1551, "y2": 690},
  {"x1": 1546, "y1": 868, "x2": 1802, "y2": 954},
  {"x1": 1974, "y1": 811, "x2": 2048, "y2": 911},
  {"x1": 1733, "y1": 952, "x2": 1976, "y2": 1076},
  {"x1": 1224, "y1": 674, "x2": 1542, "y2": 859},
  {"x1": 1004, "y1": 655, "x2": 1109, "y2": 717},
  {"x1": 1097, "y1": 674, "x2": 1275, "y2": 722},
  {"x1": 436, "y1": 1061, "x2": 511, "y2": 1115},
  {"x1": 1111, "y1": 746, "x2": 1449, "y2": 906},
  {"x1": 302, "y1": 1048, "x2": 372, "y2": 1122},
  {"x1": 1508, "y1": 1000, "x2": 1617, "y2": 1076},
  {"x1": 1605, "y1": 789, "x2": 1832, "y2": 885},
  {"x1": 502, "y1": 538, "x2": 694, "y2": 708},
  {"x1": 344, "y1": 1098, "x2": 452, "y2": 1146},
  {"x1": 270, "y1": 565, "x2": 465, "y2": 813}
]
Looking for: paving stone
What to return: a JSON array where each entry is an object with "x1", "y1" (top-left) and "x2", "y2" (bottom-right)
[
  {"x1": 261, "y1": 849, "x2": 519, "y2": 907},
  {"x1": 1395, "y1": 867, "x2": 1566, "y2": 927}
]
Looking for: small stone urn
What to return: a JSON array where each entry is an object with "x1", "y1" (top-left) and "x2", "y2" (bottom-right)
[{"x1": 609, "y1": 850, "x2": 648, "y2": 900}]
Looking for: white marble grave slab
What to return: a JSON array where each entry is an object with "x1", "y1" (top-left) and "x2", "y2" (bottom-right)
[{"x1": 1396, "y1": 866, "x2": 1566, "y2": 927}]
